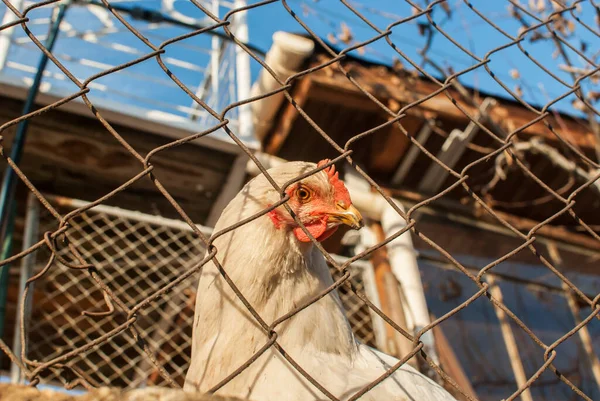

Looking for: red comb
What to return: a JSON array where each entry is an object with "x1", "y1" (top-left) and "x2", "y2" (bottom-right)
[
  {"x1": 317, "y1": 159, "x2": 351, "y2": 205},
  {"x1": 317, "y1": 159, "x2": 339, "y2": 181}
]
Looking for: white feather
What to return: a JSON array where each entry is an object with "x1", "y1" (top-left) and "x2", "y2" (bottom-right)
[{"x1": 184, "y1": 162, "x2": 457, "y2": 401}]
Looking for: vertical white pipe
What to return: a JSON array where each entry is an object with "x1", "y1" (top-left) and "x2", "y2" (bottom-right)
[
  {"x1": 249, "y1": 32, "x2": 314, "y2": 141},
  {"x1": 233, "y1": 0, "x2": 253, "y2": 141},
  {"x1": 0, "y1": 0, "x2": 24, "y2": 72},
  {"x1": 380, "y1": 200, "x2": 438, "y2": 364},
  {"x1": 210, "y1": 0, "x2": 220, "y2": 108},
  {"x1": 346, "y1": 179, "x2": 439, "y2": 365}
]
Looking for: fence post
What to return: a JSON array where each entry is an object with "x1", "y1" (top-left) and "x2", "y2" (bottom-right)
[
  {"x1": 10, "y1": 192, "x2": 40, "y2": 383},
  {"x1": 233, "y1": 0, "x2": 253, "y2": 141}
]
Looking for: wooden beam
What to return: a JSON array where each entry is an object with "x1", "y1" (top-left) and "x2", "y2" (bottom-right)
[
  {"x1": 547, "y1": 243, "x2": 600, "y2": 393},
  {"x1": 419, "y1": 98, "x2": 496, "y2": 194},
  {"x1": 0, "y1": 82, "x2": 244, "y2": 156},
  {"x1": 369, "y1": 223, "x2": 418, "y2": 368},
  {"x1": 263, "y1": 77, "x2": 392, "y2": 155},
  {"x1": 486, "y1": 275, "x2": 534, "y2": 401},
  {"x1": 391, "y1": 121, "x2": 434, "y2": 186},
  {"x1": 562, "y1": 281, "x2": 600, "y2": 392},
  {"x1": 368, "y1": 109, "x2": 415, "y2": 174},
  {"x1": 308, "y1": 80, "x2": 384, "y2": 112},
  {"x1": 386, "y1": 187, "x2": 600, "y2": 256},
  {"x1": 308, "y1": 71, "x2": 597, "y2": 151},
  {"x1": 264, "y1": 77, "x2": 314, "y2": 154},
  {"x1": 0, "y1": 95, "x2": 234, "y2": 222}
]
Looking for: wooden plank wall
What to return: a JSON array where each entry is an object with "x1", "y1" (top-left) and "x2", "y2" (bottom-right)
[
  {"x1": 0, "y1": 95, "x2": 237, "y2": 225},
  {"x1": 0, "y1": 94, "x2": 239, "y2": 373}
]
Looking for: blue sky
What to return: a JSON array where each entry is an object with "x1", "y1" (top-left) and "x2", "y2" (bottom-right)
[
  {"x1": 243, "y1": 0, "x2": 599, "y2": 113},
  {"x1": 0, "y1": 0, "x2": 598, "y2": 135}
]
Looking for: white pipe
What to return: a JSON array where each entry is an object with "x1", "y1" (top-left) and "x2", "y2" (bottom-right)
[
  {"x1": 233, "y1": 0, "x2": 253, "y2": 141},
  {"x1": 380, "y1": 199, "x2": 438, "y2": 364},
  {"x1": 250, "y1": 31, "x2": 314, "y2": 141},
  {"x1": 380, "y1": 201, "x2": 421, "y2": 330},
  {"x1": 345, "y1": 181, "x2": 438, "y2": 365},
  {"x1": 0, "y1": 0, "x2": 23, "y2": 72},
  {"x1": 343, "y1": 172, "x2": 439, "y2": 364},
  {"x1": 210, "y1": 0, "x2": 220, "y2": 107}
]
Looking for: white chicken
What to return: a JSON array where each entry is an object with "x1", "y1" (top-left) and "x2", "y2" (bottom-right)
[{"x1": 184, "y1": 160, "x2": 457, "y2": 401}]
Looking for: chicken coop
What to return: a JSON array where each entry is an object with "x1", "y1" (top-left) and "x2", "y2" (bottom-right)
[{"x1": 0, "y1": 1, "x2": 599, "y2": 401}]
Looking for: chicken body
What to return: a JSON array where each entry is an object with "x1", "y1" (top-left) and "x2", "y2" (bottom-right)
[{"x1": 184, "y1": 161, "x2": 456, "y2": 401}]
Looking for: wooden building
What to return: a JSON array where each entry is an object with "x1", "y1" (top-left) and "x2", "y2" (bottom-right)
[{"x1": 249, "y1": 34, "x2": 600, "y2": 401}]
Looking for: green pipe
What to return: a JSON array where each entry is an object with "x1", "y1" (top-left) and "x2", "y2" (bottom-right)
[
  {"x1": 0, "y1": 203, "x2": 16, "y2": 339},
  {"x1": 0, "y1": 3, "x2": 68, "y2": 345}
]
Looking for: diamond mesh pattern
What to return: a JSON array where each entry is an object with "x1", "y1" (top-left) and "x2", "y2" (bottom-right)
[{"x1": 24, "y1": 197, "x2": 378, "y2": 388}]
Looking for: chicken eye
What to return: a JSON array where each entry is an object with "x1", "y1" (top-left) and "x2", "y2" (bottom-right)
[{"x1": 296, "y1": 186, "x2": 311, "y2": 202}]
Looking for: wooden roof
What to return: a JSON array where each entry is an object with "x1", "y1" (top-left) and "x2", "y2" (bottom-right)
[
  {"x1": 260, "y1": 50, "x2": 600, "y2": 234},
  {"x1": 0, "y1": 84, "x2": 242, "y2": 226}
]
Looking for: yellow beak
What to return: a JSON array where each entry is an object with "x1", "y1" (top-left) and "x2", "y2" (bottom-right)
[{"x1": 328, "y1": 203, "x2": 364, "y2": 230}]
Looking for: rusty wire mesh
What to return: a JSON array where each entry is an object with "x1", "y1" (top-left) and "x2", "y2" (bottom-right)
[
  {"x1": 0, "y1": 1, "x2": 599, "y2": 401},
  {"x1": 21, "y1": 194, "x2": 378, "y2": 388}
]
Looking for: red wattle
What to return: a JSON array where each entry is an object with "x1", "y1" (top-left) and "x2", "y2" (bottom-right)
[{"x1": 293, "y1": 216, "x2": 338, "y2": 242}]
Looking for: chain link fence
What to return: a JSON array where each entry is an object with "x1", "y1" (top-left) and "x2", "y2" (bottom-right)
[
  {"x1": 15, "y1": 194, "x2": 379, "y2": 389},
  {"x1": 0, "y1": 1, "x2": 599, "y2": 401}
]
